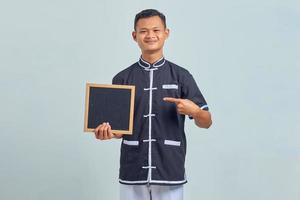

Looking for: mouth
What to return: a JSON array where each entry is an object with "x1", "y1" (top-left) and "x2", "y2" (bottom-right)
[{"x1": 145, "y1": 40, "x2": 158, "y2": 44}]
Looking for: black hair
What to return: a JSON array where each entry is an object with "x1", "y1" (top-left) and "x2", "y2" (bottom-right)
[{"x1": 134, "y1": 9, "x2": 166, "y2": 30}]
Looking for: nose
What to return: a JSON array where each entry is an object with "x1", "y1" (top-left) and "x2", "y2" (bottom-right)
[{"x1": 146, "y1": 30, "x2": 155, "y2": 38}]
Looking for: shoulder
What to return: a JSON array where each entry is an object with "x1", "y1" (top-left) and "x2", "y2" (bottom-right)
[
  {"x1": 114, "y1": 63, "x2": 137, "y2": 78},
  {"x1": 165, "y1": 60, "x2": 193, "y2": 78},
  {"x1": 166, "y1": 60, "x2": 191, "y2": 74},
  {"x1": 112, "y1": 62, "x2": 138, "y2": 84}
]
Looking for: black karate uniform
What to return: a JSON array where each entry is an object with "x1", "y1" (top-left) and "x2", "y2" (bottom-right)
[{"x1": 112, "y1": 57, "x2": 209, "y2": 185}]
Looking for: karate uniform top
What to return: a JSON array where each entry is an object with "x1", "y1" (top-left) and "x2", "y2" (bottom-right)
[{"x1": 112, "y1": 57, "x2": 209, "y2": 186}]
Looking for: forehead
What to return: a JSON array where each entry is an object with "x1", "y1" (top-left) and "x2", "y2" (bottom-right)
[{"x1": 136, "y1": 16, "x2": 165, "y2": 29}]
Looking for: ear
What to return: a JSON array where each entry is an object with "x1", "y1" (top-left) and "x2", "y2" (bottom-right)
[
  {"x1": 165, "y1": 28, "x2": 170, "y2": 39},
  {"x1": 132, "y1": 31, "x2": 137, "y2": 42}
]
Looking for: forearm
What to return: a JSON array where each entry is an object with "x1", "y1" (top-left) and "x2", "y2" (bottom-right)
[{"x1": 191, "y1": 108, "x2": 212, "y2": 129}]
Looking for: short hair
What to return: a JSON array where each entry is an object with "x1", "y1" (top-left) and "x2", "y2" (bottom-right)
[{"x1": 134, "y1": 9, "x2": 167, "y2": 30}]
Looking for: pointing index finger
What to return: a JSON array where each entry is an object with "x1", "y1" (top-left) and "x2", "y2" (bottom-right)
[{"x1": 163, "y1": 97, "x2": 181, "y2": 104}]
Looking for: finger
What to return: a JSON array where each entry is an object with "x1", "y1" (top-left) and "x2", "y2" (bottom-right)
[
  {"x1": 102, "y1": 123, "x2": 110, "y2": 140},
  {"x1": 104, "y1": 123, "x2": 113, "y2": 139},
  {"x1": 99, "y1": 128, "x2": 103, "y2": 140},
  {"x1": 99, "y1": 123, "x2": 106, "y2": 140},
  {"x1": 163, "y1": 97, "x2": 181, "y2": 104},
  {"x1": 106, "y1": 123, "x2": 113, "y2": 139},
  {"x1": 94, "y1": 124, "x2": 102, "y2": 139},
  {"x1": 104, "y1": 123, "x2": 113, "y2": 140}
]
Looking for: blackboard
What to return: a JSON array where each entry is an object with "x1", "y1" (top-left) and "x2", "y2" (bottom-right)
[{"x1": 84, "y1": 83, "x2": 135, "y2": 134}]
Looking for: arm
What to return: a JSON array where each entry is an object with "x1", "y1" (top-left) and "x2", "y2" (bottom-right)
[
  {"x1": 190, "y1": 106, "x2": 212, "y2": 128},
  {"x1": 163, "y1": 97, "x2": 212, "y2": 129}
]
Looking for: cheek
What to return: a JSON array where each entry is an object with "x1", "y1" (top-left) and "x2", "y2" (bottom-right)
[
  {"x1": 158, "y1": 35, "x2": 167, "y2": 41},
  {"x1": 134, "y1": 37, "x2": 143, "y2": 44},
  {"x1": 137, "y1": 36, "x2": 145, "y2": 43},
  {"x1": 138, "y1": 39, "x2": 145, "y2": 45}
]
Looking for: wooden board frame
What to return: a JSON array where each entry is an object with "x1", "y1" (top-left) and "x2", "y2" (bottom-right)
[{"x1": 84, "y1": 83, "x2": 135, "y2": 134}]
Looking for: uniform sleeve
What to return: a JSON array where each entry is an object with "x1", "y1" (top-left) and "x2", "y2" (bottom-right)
[{"x1": 181, "y1": 72, "x2": 209, "y2": 112}]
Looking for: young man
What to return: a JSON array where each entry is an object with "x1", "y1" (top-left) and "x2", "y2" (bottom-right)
[{"x1": 94, "y1": 9, "x2": 212, "y2": 200}]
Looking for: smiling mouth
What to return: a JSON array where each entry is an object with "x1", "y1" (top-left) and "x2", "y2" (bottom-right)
[{"x1": 145, "y1": 41, "x2": 157, "y2": 44}]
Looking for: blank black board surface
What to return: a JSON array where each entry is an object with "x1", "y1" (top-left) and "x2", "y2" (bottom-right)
[{"x1": 84, "y1": 83, "x2": 135, "y2": 134}]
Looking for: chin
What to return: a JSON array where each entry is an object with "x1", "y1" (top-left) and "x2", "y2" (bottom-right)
[
  {"x1": 143, "y1": 49, "x2": 161, "y2": 54},
  {"x1": 143, "y1": 46, "x2": 161, "y2": 52}
]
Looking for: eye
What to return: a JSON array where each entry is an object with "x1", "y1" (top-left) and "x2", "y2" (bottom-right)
[
  {"x1": 139, "y1": 30, "x2": 147, "y2": 34},
  {"x1": 154, "y1": 29, "x2": 160, "y2": 32}
]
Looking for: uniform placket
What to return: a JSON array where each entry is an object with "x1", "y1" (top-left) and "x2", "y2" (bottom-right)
[{"x1": 142, "y1": 67, "x2": 158, "y2": 183}]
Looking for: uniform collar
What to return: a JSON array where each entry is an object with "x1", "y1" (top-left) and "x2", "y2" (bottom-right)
[{"x1": 138, "y1": 56, "x2": 166, "y2": 70}]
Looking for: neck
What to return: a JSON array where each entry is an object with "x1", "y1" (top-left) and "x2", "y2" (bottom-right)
[{"x1": 141, "y1": 51, "x2": 163, "y2": 64}]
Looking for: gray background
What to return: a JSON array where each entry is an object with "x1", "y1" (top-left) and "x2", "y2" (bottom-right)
[{"x1": 1, "y1": 0, "x2": 299, "y2": 199}]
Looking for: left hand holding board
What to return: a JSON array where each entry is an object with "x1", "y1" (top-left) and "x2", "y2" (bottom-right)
[{"x1": 94, "y1": 122, "x2": 122, "y2": 140}]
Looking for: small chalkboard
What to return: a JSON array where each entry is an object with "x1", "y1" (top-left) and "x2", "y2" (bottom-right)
[{"x1": 84, "y1": 83, "x2": 135, "y2": 135}]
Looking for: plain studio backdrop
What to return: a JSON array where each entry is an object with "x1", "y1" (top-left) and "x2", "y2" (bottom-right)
[{"x1": 0, "y1": 0, "x2": 299, "y2": 199}]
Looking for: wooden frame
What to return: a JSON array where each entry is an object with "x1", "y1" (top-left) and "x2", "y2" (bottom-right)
[{"x1": 84, "y1": 83, "x2": 135, "y2": 134}]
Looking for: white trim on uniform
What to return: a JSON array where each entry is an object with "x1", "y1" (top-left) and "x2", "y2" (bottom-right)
[
  {"x1": 119, "y1": 179, "x2": 187, "y2": 185},
  {"x1": 138, "y1": 57, "x2": 150, "y2": 69},
  {"x1": 150, "y1": 179, "x2": 187, "y2": 184},
  {"x1": 164, "y1": 140, "x2": 181, "y2": 146},
  {"x1": 200, "y1": 105, "x2": 209, "y2": 110},
  {"x1": 144, "y1": 87, "x2": 158, "y2": 91},
  {"x1": 142, "y1": 166, "x2": 157, "y2": 169},
  {"x1": 138, "y1": 57, "x2": 165, "y2": 69},
  {"x1": 147, "y1": 69, "x2": 155, "y2": 182},
  {"x1": 162, "y1": 84, "x2": 178, "y2": 89},
  {"x1": 143, "y1": 114, "x2": 156, "y2": 118},
  {"x1": 119, "y1": 179, "x2": 148, "y2": 184},
  {"x1": 153, "y1": 58, "x2": 165, "y2": 68},
  {"x1": 123, "y1": 140, "x2": 139, "y2": 146},
  {"x1": 143, "y1": 139, "x2": 157, "y2": 142}
]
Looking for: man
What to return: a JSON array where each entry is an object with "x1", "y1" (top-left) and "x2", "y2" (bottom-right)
[{"x1": 94, "y1": 9, "x2": 212, "y2": 200}]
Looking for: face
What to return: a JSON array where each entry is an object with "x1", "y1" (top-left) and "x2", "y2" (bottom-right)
[{"x1": 132, "y1": 16, "x2": 169, "y2": 55}]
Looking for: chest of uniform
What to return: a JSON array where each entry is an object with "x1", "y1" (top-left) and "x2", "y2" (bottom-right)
[{"x1": 131, "y1": 69, "x2": 182, "y2": 103}]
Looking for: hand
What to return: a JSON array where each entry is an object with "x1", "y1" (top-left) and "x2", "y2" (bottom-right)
[
  {"x1": 94, "y1": 122, "x2": 122, "y2": 140},
  {"x1": 163, "y1": 97, "x2": 200, "y2": 116}
]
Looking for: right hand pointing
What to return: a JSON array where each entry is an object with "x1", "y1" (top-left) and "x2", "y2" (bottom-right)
[{"x1": 94, "y1": 122, "x2": 122, "y2": 140}]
